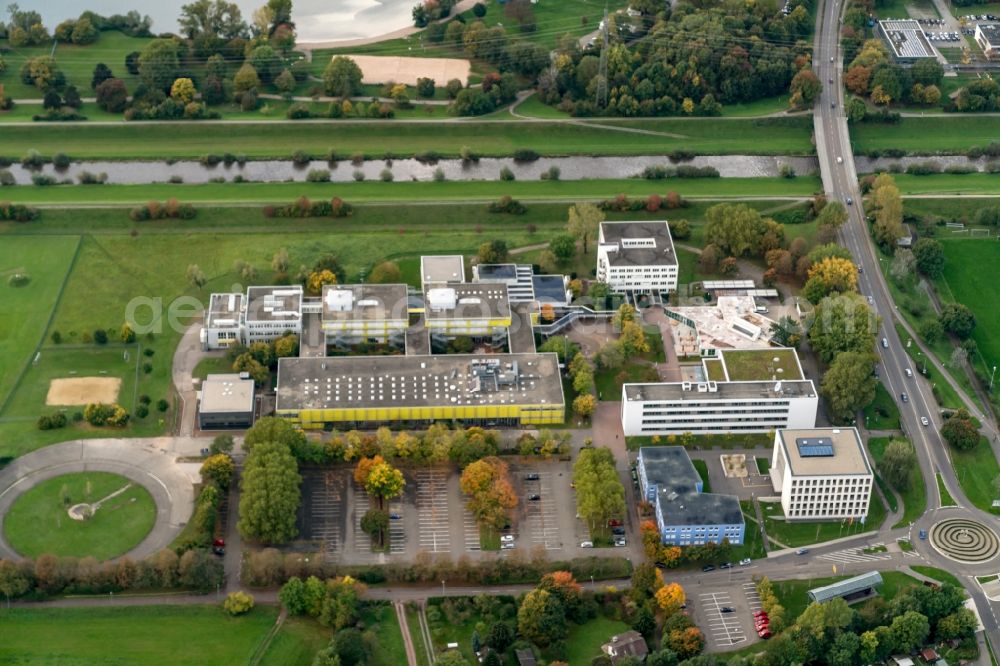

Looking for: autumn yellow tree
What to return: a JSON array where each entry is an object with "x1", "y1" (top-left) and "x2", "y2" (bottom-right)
[
  {"x1": 460, "y1": 457, "x2": 518, "y2": 530},
  {"x1": 870, "y1": 173, "x2": 905, "y2": 249},
  {"x1": 567, "y1": 202, "x2": 604, "y2": 254},
  {"x1": 353, "y1": 455, "x2": 385, "y2": 487},
  {"x1": 170, "y1": 77, "x2": 196, "y2": 104},
  {"x1": 802, "y1": 256, "x2": 858, "y2": 303},
  {"x1": 572, "y1": 393, "x2": 597, "y2": 420},
  {"x1": 307, "y1": 269, "x2": 338, "y2": 294},
  {"x1": 539, "y1": 570, "x2": 583, "y2": 610},
  {"x1": 618, "y1": 321, "x2": 650, "y2": 358},
  {"x1": 656, "y1": 582, "x2": 686, "y2": 614}
]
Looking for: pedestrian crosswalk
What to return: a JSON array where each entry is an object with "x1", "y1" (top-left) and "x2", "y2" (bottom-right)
[{"x1": 817, "y1": 544, "x2": 893, "y2": 565}]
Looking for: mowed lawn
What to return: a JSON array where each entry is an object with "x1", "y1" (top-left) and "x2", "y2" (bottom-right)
[
  {"x1": 0, "y1": 605, "x2": 278, "y2": 665},
  {"x1": 868, "y1": 437, "x2": 927, "y2": 528},
  {"x1": 0, "y1": 117, "x2": 815, "y2": 159},
  {"x1": 852, "y1": 116, "x2": 1000, "y2": 154},
  {"x1": 259, "y1": 617, "x2": 331, "y2": 666},
  {"x1": 0, "y1": 236, "x2": 80, "y2": 410},
  {"x1": 893, "y1": 174, "x2": 1000, "y2": 195},
  {"x1": 0, "y1": 178, "x2": 821, "y2": 207},
  {"x1": 3, "y1": 471, "x2": 156, "y2": 560},
  {"x1": 937, "y1": 239, "x2": 1000, "y2": 377}
]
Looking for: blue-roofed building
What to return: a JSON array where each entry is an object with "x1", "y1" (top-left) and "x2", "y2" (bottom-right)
[
  {"x1": 771, "y1": 428, "x2": 874, "y2": 522},
  {"x1": 637, "y1": 446, "x2": 745, "y2": 546}
]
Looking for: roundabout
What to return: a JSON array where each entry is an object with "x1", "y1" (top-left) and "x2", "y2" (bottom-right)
[
  {"x1": 3, "y1": 472, "x2": 156, "y2": 560},
  {"x1": 0, "y1": 438, "x2": 197, "y2": 561},
  {"x1": 928, "y1": 517, "x2": 1000, "y2": 564}
]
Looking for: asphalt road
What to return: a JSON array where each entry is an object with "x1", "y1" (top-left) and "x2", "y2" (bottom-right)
[{"x1": 812, "y1": 0, "x2": 1000, "y2": 644}]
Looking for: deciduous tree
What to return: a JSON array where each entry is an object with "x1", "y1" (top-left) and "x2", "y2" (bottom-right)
[
  {"x1": 324, "y1": 56, "x2": 363, "y2": 97},
  {"x1": 517, "y1": 588, "x2": 567, "y2": 646},
  {"x1": 238, "y1": 438, "x2": 301, "y2": 544},
  {"x1": 941, "y1": 408, "x2": 980, "y2": 451},
  {"x1": 567, "y1": 202, "x2": 603, "y2": 254}
]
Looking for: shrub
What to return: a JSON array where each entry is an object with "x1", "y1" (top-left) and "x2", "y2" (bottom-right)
[
  {"x1": 135, "y1": 404, "x2": 149, "y2": 418},
  {"x1": 266, "y1": 197, "x2": 354, "y2": 218},
  {"x1": 30, "y1": 174, "x2": 57, "y2": 186},
  {"x1": 0, "y1": 202, "x2": 41, "y2": 221},
  {"x1": 353, "y1": 170, "x2": 365, "y2": 181},
  {"x1": 37, "y1": 413, "x2": 67, "y2": 430},
  {"x1": 286, "y1": 103, "x2": 312, "y2": 119},
  {"x1": 906, "y1": 161, "x2": 942, "y2": 175},
  {"x1": 224, "y1": 591, "x2": 255, "y2": 616},
  {"x1": 291, "y1": 150, "x2": 312, "y2": 166},
  {"x1": 52, "y1": 153, "x2": 71, "y2": 169},
  {"x1": 20, "y1": 150, "x2": 46, "y2": 169},
  {"x1": 380, "y1": 168, "x2": 394, "y2": 182},
  {"x1": 414, "y1": 150, "x2": 441, "y2": 164},
  {"x1": 142, "y1": 363, "x2": 153, "y2": 374},
  {"x1": 128, "y1": 199, "x2": 197, "y2": 221},
  {"x1": 0, "y1": 170, "x2": 14, "y2": 186},
  {"x1": 487, "y1": 195, "x2": 527, "y2": 215},
  {"x1": 433, "y1": 167, "x2": 446, "y2": 182},
  {"x1": 306, "y1": 169, "x2": 331, "y2": 182},
  {"x1": 83, "y1": 402, "x2": 129, "y2": 426},
  {"x1": 51, "y1": 331, "x2": 62, "y2": 344},
  {"x1": 500, "y1": 166, "x2": 515, "y2": 181},
  {"x1": 77, "y1": 171, "x2": 108, "y2": 185},
  {"x1": 156, "y1": 399, "x2": 170, "y2": 412},
  {"x1": 93, "y1": 329, "x2": 108, "y2": 344},
  {"x1": 513, "y1": 149, "x2": 540, "y2": 162}
]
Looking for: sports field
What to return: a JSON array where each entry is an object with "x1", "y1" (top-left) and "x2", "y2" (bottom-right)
[
  {"x1": 0, "y1": 117, "x2": 815, "y2": 159},
  {"x1": 3, "y1": 471, "x2": 156, "y2": 560}
]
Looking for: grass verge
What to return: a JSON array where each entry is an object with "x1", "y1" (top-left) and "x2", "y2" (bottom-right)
[
  {"x1": 910, "y1": 565, "x2": 965, "y2": 589},
  {"x1": 937, "y1": 472, "x2": 958, "y2": 506},
  {"x1": 864, "y1": 383, "x2": 902, "y2": 431},
  {"x1": 867, "y1": 437, "x2": 927, "y2": 528},
  {"x1": 947, "y1": 437, "x2": 1000, "y2": 515},
  {"x1": 759, "y1": 490, "x2": 886, "y2": 549}
]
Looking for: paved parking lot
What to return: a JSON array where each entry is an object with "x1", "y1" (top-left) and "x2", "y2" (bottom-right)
[
  {"x1": 697, "y1": 590, "x2": 747, "y2": 649},
  {"x1": 742, "y1": 581, "x2": 763, "y2": 612},
  {"x1": 297, "y1": 469, "x2": 347, "y2": 561},
  {"x1": 521, "y1": 470, "x2": 563, "y2": 550},
  {"x1": 414, "y1": 469, "x2": 451, "y2": 553},
  {"x1": 462, "y1": 506, "x2": 481, "y2": 551}
]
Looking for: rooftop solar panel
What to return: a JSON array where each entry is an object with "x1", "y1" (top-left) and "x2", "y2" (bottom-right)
[{"x1": 796, "y1": 436, "x2": 834, "y2": 457}]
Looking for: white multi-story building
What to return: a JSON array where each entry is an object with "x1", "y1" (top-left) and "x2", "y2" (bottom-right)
[
  {"x1": 621, "y1": 379, "x2": 818, "y2": 436},
  {"x1": 770, "y1": 428, "x2": 874, "y2": 521},
  {"x1": 321, "y1": 284, "x2": 408, "y2": 346},
  {"x1": 975, "y1": 23, "x2": 1000, "y2": 59},
  {"x1": 596, "y1": 221, "x2": 678, "y2": 293},
  {"x1": 243, "y1": 286, "x2": 303, "y2": 344},
  {"x1": 202, "y1": 292, "x2": 243, "y2": 349}
]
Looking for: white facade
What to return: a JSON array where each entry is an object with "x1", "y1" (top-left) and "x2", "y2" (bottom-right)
[
  {"x1": 620, "y1": 380, "x2": 818, "y2": 436},
  {"x1": 596, "y1": 221, "x2": 678, "y2": 293},
  {"x1": 975, "y1": 24, "x2": 1000, "y2": 59},
  {"x1": 202, "y1": 286, "x2": 303, "y2": 351},
  {"x1": 770, "y1": 428, "x2": 874, "y2": 521}
]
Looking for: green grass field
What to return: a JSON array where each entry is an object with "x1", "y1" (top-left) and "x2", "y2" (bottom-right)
[
  {"x1": 911, "y1": 564, "x2": 965, "y2": 589},
  {"x1": 0, "y1": 177, "x2": 822, "y2": 206},
  {"x1": 594, "y1": 360, "x2": 659, "y2": 400},
  {"x1": 773, "y1": 571, "x2": 920, "y2": 621},
  {"x1": 949, "y1": 437, "x2": 1000, "y2": 515},
  {"x1": 0, "y1": 605, "x2": 278, "y2": 664},
  {"x1": 359, "y1": 602, "x2": 408, "y2": 666},
  {"x1": 259, "y1": 617, "x2": 330, "y2": 666},
  {"x1": 0, "y1": 236, "x2": 79, "y2": 412},
  {"x1": 893, "y1": 174, "x2": 1000, "y2": 195},
  {"x1": 719, "y1": 348, "x2": 802, "y2": 381},
  {"x1": 760, "y1": 491, "x2": 886, "y2": 548},
  {"x1": 864, "y1": 383, "x2": 902, "y2": 430},
  {"x1": 3, "y1": 471, "x2": 155, "y2": 560},
  {"x1": 692, "y1": 459, "x2": 712, "y2": 493},
  {"x1": 853, "y1": 117, "x2": 1000, "y2": 154},
  {"x1": 868, "y1": 437, "x2": 927, "y2": 528},
  {"x1": 560, "y1": 616, "x2": 631, "y2": 665},
  {"x1": 0, "y1": 117, "x2": 815, "y2": 159}
]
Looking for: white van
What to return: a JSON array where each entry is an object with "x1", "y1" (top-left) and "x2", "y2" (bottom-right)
[{"x1": 882, "y1": 337, "x2": 889, "y2": 348}]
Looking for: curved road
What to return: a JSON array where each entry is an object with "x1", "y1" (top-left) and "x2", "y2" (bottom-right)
[{"x1": 813, "y1": 0, "x2": 1000, "y2": 643}]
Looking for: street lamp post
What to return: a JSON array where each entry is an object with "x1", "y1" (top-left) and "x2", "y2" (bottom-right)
[{"x1": 991, "y1": 365, "x2": 997, "y2": 391}]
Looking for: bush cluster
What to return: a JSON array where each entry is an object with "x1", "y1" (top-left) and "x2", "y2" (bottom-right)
[
  {"x1": 906, "y1": 161, "x2": 943, "y2": 176},
  {"x1": 128, "y1": 199, "x2": 197, "y2": 221},
  {"x1": 32, "y1": 110, "x2": 87, "y2": 122},
  {"x1": 0, "y1": 202, "x2": 40, "y2": 222},
  {"x1": 36, "y1": 413, "x2": 68, "y2": 430},
  {"x1": 487, "y1": 195, "x2": 527, "y2": 215},
  {"x1": 598, "y1": 192, "x2": 687, "y2": 212},
  {"x1": 637, "y1": 165, "x2": 720, "y2": 180},
  {"x1": 83, "y1": 402, "x2": 129, "y2": 427},
  {"x1": 263, "y1": 196, "x2": 353, "y2": 219},
  {"x1": 966, "y1": 142, "x2": 1000, "y2": 159},
  {"x1": 0, "y1": 548, "x2": 224, "y2": 600},
  {"x1": 245, "y1": 548, "x2": 630, "y2": 588}
]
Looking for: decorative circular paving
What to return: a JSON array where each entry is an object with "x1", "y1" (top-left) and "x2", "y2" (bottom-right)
[{"x1": 929, "y1": 518, "x2": 1000, "y2": 563}]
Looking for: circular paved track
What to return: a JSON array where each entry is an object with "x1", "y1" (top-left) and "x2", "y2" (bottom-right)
[
  {"x1": 929, "y1": 518, "x2": 1000, "y2": 564},
  {"x1": 0, "y1": 438, "x2": 195, "y2": 561}
]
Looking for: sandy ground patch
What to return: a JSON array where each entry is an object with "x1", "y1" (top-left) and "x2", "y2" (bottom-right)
[
  {"x1": 46, "y1": 377, "x2": 121, "y2": 406},
  {"x1": 342, "y1": 54, "x2": 471, "y2": 86}
]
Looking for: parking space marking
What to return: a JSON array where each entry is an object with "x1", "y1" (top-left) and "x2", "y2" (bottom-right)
[
  {"x1": 698, "y1": 592, "x2": 746, "y2": 647},
  {"x1": 462, "y1": 507, "x2": 481, "y2": 551},
  {"x1": 309, "y1": 473, "x2": 343, "y2": 560},
  {"x1": 743, "y1": 582, "x2": 763, "y2": 611},
  {"x1": 817, "y1": 543, "x2": 893, "y2": 565},
  {"x1": 415, "y1": 469, "x2": 451, "y2": 553},
  {"x1": 523, "y1": 471, "x2": 562, "y2": 550},
  {"x1": 388, "y1": 499, "x2": 405, "y2": 555},
  {"x1": 352, "y1": 485, "x2": 371, "y2": 552}
]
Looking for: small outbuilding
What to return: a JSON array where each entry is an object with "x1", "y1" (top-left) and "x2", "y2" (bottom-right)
[
  {"x1": 198, "y1": 373, "x2": 255, "y2": 429},
  {"x1": 602, "y1": 630, "x2": 649, "y2": 663}
]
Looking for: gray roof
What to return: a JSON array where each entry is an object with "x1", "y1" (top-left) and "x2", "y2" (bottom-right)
[
  {"x1": 639, "y1": 446, "x2": 743, "y2": 527},
  {"x1": 322, "y1": 284, "x2": 408, "y2": 322},
  {"x1": 207, "y1": 293, "x2": 242, "y2": 327},
  {"x1": 980, "y1": 23, "x2": 1000, "y2": 46},
  {"x1": 778, "y1": 428, "x2": 873, "y2": 477},
  {"x1": 808, "y1": 571, "x2": 883, "y2": 602},
  {"x1": 276, "y1": 353, "x2": 563, "y2": 411},
  {"x1": 474, "y1": 264, "x2": 518, "y2": 281},
  {"x1": 421, "y1": 255, "x2": 465, "y2": 285},
  {"x1": 599, "y1": 221, "x2": 677, "y2": 267},
  {"x1": 245, "y1": 286, "x2": 302, "y2": 323},
  {"x1": 200, "y1": 374, "x2": 255, "y2": 414},
  {"x1": 423, "y1": 283, "x2": 511, "y2": 321},
  {"x1": 624, "y1": 379, "x2": 816, "y2": 402},
  {"x1": 532, "y1": 275, "x2": 570, "y2": 305}
]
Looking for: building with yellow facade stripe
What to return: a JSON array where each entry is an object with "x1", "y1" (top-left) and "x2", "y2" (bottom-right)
[
  {"x1": 321, "y1": 283, "x2": 409, "y2": 346},
  {"x1": 276, "y1": 353, "x2": 564, "y2": 429}
]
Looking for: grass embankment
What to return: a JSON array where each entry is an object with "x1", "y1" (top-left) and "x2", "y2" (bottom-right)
[
  {"x1": 893, "y1": 174, "x2": 1000, "y2": 196},
  {"x1": 949, "y1": 437, "x2": 1000, "y2": 515},
  {"x1": 863, "y1": 383, "x2": 902, "y2": 430},
  {"x1": 0, "y1": 605, "x2": 280, "y2": 664},
  {"x1": 0, "y1": 177, "x2": 821, "y2": 207},
  {"x1": 937, "y1": 473, "x2": 958, "y2": 506},
  {"x1": 0, "y1": 117, "x2": 815, "y2": 159},
  {"x1": 910, "y1": 565, "x2": 965, "y2": 589},
  {"x1": 868, "y1": 437, "x2": 927, "y2": 528},
  {"x1": 3, "y1": 471, "x2": 156, "y2": 560},
  {"x1": 852, "y1": 116, "x2": 1000, "y2": 154},
  {"x1": 759, "y1": 490, "x2": 886, "y2": 548}
]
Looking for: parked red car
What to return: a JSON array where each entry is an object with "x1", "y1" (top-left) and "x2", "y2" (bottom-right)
[
  {"x1": 758, "y1": 629, "x2": 772, "y2": 639},
  {"x1": 608, "y1": 519, "x2": 622, "y2": 527}
]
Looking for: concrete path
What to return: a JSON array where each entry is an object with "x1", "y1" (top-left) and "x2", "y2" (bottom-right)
[
  {"x1": 0, "y1": 438, "x2": 199, "y2": 560},
  {"x1": 172, "y1": 320, "x2": 207, "y2": 437}
]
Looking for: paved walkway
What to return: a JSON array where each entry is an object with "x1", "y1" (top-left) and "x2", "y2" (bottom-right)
[
  {"x1": 0, "y1": 438, "x2": 199, "y2": 560},
  {"x1": 172, "y1": 320, "x2": 207, "y2": 437}
]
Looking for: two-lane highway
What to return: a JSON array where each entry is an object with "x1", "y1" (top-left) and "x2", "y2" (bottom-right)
[{"x1": 811, "y1": 0, "x2": 1000, "y2": 643}]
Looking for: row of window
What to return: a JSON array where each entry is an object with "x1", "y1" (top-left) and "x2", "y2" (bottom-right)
[
  {"x1": 787, "y1": 508, "x2": 867, "y2": 517},
  {"x1": 791, "y1": 477, "x2": 871, "y2": 487},
  {"x1": 640, "y1": 424, "x2": 783, "y2": 432},
  {"x1": 640, "y1": 401, "x2": 793, "y2": 408}
]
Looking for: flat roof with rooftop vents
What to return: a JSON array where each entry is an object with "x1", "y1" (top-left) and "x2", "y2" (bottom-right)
[
  {"x1": 276, "y1": 353, "x2": 563, "y2": 411},
  {"x1": 200, "y1": 373, "x2": 255, "y2": 414},
  {"x1": 322, "y1": 284, "x2": 408, "y2": 323},
  {"x1": 207, "y1": 293, "x2": 243, "y2": 328},
  {"x1": 245, "y1": 286, "x2": 303, "y2": 323},
  {"x1": 423, "y1": 283, "x2": 511, "y2": 321},
  {"x1": 599, "y1": 221, "x2": 677, "y2": 267},
  {"x1": 624, "y1": 379, "x2": 816, "y2": 402},
  {"x1": 777, "y1": 428, "x2": 872, "y2": 476},
  {"x1": 532, "y1": 275, "x2": 571, "y2": 305},
  {"x1": 421, "y1": 255, "x2": 465, "y2": 286},
  {"x1": 639, "y1": 446, "x2": 743, "y2": 527},
  {"x1": 474, "y1": 264, "x2": 518, "y2": 282}
]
